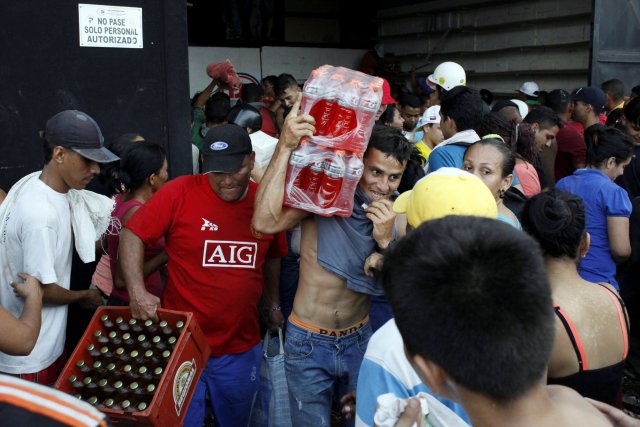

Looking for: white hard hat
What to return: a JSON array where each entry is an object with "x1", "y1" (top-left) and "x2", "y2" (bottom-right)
[
  {"x1": 427, "y1": 62, "x2": 466, "y2": 91},
  {"x1": 510, "y1": 99, "x2": 529, "y2": 119},
  {"x1": 518, "y1": 81, "x2": 539, "y2": 97}
]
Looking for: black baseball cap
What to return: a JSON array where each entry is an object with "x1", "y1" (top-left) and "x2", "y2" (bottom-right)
[
  {"x1": 571, "y1": 86, "x2": 606, "y2": 110},
  {"x1": 44, "y1": 110, "x2": 119, "y2": 163},
  {"x1": 202, "y1": 124, "x2": 253, "y2": 173},
  {"x1": 491, "y1": 100, "x2": 518, "y2": 113}
]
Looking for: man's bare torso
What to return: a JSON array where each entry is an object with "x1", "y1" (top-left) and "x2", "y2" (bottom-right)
[{"x1": 291, "y1": 217, "x2": 370, "y2": 330}]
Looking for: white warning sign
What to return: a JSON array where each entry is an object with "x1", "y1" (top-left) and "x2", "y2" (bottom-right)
[{"x1": 78, "y1": 3, "x2": 143, "y2": 49}]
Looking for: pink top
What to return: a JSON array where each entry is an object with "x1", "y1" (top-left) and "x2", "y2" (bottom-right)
[
  {"x1": 107, "y1": 195, "x2": 165, "y2": 302},
  {"x1": 514, "y1": 161, "x2": 541, "y2": 197}
]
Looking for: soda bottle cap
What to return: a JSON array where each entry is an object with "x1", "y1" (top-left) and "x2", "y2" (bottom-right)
[
  {"x1": 87, "y1": 344, "x2": 95, "y2": 351},
  {"x1": 113, "y1": 381, "x2": 123, "y2": 389},
  {"x1": 138, "y1": 366, "x2": 148, "y2": 375},
  {"x1": 121, "y1": 400, "x2": 131, "y2": 409},
  {"x1": 76, "y1": 360, "x2": 86, "y2": 367},
  {"x1": 115, "y1": 348, "x2": 125, "y2": 356},
  {"x1": 98, "y1": 379, "x2": 108, "y2": 387},
  {"x1": 162, "y1": 350, "x2": 171, "y2": 358},
  {"x1": 123, "y1": 365, "x2": 132, "y2": 373},
  {"x1": 144, "y1": 350, "x2": 154, "y2": 358},
  {"x1": 107, "y1": 363, "x2": 116, "y2": 371},
  {"x1": 93, "y1": 361, "x2": 102, "y2": 369},
  {"x1": 122, "y1": 333, "x2": 131, "y2": 340},
  {"x1": 137, "y1": 334, "x2": 146, "y2": 342},
  {"x1": 87, "y1": 396, "x2": 98, "y2": 405},
  {"x1": 159, "y1": 321, "x2": 168, "y2": 328},
  {"x1": 115, "y1": 317, "x2": 124, "y2": 324},
  {"x1": 83, "y1": 377, "x2": 93, "y2": 385},
  {"x1": 108, "y1": 331, "x2": 118, "y2": 339},
  {"x1": 100, "y1": 314, "x2": 109, "y2": 322},
  {"x1": 129, "y1": 382, "x2": 139, "y2": 391},
  {"x1": 103, "y1": 398, "x2": 114, "y2": 407},
  {"x1": 128, "y1": 319, "x2": 137, "y2": 326},
  {"x1": 93, "y1": 330, "x2": 102, "y2": 337},
  {"x1": 137, "y1": 402, "x2": 148, "y2": 411},
  {"x1": 74, "y1": 393, "x2": 82, "y2": 400},
  {"x1": 68, "y1": 374, "x2": 78, "y2": 382},
  {"x1": 146, "y1": 384, "x2": 156, "y2": 393},
  {"x1": 130, "y1": 350, "x2": 139, "y2": 358},
  {"x1": 152, "y1": 336, "x2": 161, "y2": 344},
  {"x1": 168, "y1": 337, "x2": 177, "y2": 345},
  {"x1": 144, "y1": 320, "x2": 154, "y2": 328},
  {"x1": 100, "y1": 347, "x2": 109, "y2": 355},
  {"x1": 153, "y1": 367, "x2": 163, "y2": 376},
  {"x1": 176, "y1": 321, "x2": 184, "y2": 329}
]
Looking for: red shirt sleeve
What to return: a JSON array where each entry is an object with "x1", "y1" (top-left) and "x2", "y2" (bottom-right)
[{"x1": 267, "y1": 231, "x2": 288, "y2": 258}]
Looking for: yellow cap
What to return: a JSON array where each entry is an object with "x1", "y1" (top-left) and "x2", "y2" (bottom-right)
[{"x1": 393, "y1": 168, "x2": 498, "y2": 227}]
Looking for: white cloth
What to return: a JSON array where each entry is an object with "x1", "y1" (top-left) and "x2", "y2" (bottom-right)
[
  {"x1": 374, "y1": 392, "x2": 429, "y2": 427},
  {"x1": 250, "y1": 130, "x2": 278, "y2": 168},
  {"x1": 0, "y1": 172, "x2": 113, "y2": 373}
]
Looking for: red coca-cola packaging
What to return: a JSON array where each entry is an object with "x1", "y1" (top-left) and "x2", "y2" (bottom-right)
[{"x1": 283, "y1": 65, "x2": 381, "y2": 217}]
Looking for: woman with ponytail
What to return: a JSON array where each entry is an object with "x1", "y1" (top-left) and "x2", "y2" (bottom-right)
[
  {"x1": 522, "y1": 190, "x2": 628, "y2": 405},
  {"x1": 556, "y1": 125, "x2": 634, "y2": 290},
  {"x1": 106, "y1": 142, "x2": 169, "y2": 306}
]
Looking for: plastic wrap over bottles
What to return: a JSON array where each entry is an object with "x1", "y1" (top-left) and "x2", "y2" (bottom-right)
[{"x1": 284, "y1": 65, "x2": 382, "y2": 217}]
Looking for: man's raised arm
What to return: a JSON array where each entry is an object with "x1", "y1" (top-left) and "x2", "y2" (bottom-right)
[{"x1": 253, "y1": 96, "x2": 316, "y2": 234}]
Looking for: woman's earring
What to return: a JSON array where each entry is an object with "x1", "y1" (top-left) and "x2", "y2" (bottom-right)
[{"x1": 499, "y1": 188, "x2": 505, "y2": 199}]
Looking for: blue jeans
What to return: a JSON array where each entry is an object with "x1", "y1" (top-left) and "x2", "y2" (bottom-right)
[
  {"x1": 184, "y1": 344, "x2": 261, "y2": 427},
  {"x1": 285, "y1": 317, "x2": 372, "y2": 427}
]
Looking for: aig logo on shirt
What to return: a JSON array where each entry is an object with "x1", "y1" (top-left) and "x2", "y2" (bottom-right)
[{"x1": 202, "y1": 240, "x2": 257, "y2": 268}]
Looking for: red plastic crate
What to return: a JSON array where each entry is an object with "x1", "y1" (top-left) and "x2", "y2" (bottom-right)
[{"x1": 54, "y1": 307, "x2": 210, "y2": 426}]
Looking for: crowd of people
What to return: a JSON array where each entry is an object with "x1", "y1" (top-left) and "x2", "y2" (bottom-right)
[{"x1": 1, "y1": 59, "x2": 640, "y2": 427}]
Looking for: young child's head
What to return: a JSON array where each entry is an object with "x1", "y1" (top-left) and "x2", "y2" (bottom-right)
[
  {"x1": 383, "y1": 215, "x2": 555, "y2": 404},
  {"x1": 420, "y1": 105, "x2": 444, "y2": 145}
]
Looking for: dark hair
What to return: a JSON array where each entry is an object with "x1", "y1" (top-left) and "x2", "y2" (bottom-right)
[
  {"x1": 545, "y1": 89, "x2": 571, "y2": 114},
  {"x1": 379, "y1": 104, "x2": 398, "y2": 126},
  {"x1": 585, "y1": 124, "x2": 634, "y2": 167},
  {"x1": 480, "y1": 88, "x2": 493, "y2": 106},
  {"x1": 226, "y1": 104, "x2": 262, "y2": 132},
  {"x1": 97, "y1": 133, "x2": 145, "y2": 195},
  {"x1": 365, "y1": 125, "x2": 413, "y2": 165},
  {"x1": 261, "y1": 75, "x2": 277, "y2": 88},
  {"x1": 439, "y1": 86, "x2": 484, "y2": 132},
  {"x1": 383, "y1": 216, "x2": 554, "y2": 402},
  {"x1": 109, "y1": 141, "x2": 166, "y2": 193},
  {"x1": 476, "y1": 113, "x2": 537, "y2": 164},
  {"x1": 398, "y1": 145, "x2": 426, "y2": 194},
  {"x1": 601, "y1": 78, "x2": 625, "y2": 103},
  {"x1": 241, "y1": 83, "x2": 264, "y2": 104},
  {"x1": 522, "y1": 190, "x2": 585, "y2": 258},
  {"x1": 623, "y1": 96, "x2": 640, "y2": 131},
  {"x1": 42, "y1": 138, "x2": 56, "y2": 163},
  {"x1": 205, "y1": 92, "x2": 231, "y2": 125},
  {"x1": 476, "y1": 112, "x2": 513, "y2": 142},
  {"x1": 275, "y1": 73, "x2": 298, "y2": 98},
  {"x1": 465, "y1": 138, "x2": 515, "y2": 177},
  {"x1": 523, "y1": 106, "x2": 563, "y2": 131},
  {"x1": 632, "y1": 85, "x2": 640, "y2": 98},
  {"x1": 399, "y1": 93, "x2": 420, "y2": 109}
]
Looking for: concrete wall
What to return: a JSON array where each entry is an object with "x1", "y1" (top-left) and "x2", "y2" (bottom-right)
[{"x1": 378, "y1": 0, "x2": 593, "y2": 96}]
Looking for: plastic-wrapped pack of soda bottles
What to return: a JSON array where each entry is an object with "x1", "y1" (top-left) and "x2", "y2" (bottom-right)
[{"x1": 284, "y1": 65, "x2": 383, "y2": 217}]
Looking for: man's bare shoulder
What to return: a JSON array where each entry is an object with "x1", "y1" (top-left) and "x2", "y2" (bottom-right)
[{"x1": 546, "y1": 385, "x2": 614, "y2": 427}]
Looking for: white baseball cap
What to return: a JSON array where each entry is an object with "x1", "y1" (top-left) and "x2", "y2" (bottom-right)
[
  {"x1": 518, "y1": 81, "x2": 539, "y2": 97},
  {"x1": 421, "y1": 105, "x2": 441, "y2": 125}
]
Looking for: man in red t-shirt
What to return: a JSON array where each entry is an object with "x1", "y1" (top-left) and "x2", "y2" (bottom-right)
[
  {"x1": 119, "y1": 124, "x2": 287, "y2": 427},
  {"x1": 545, "y1": 89, "x2": 587, "y2": 181}
]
